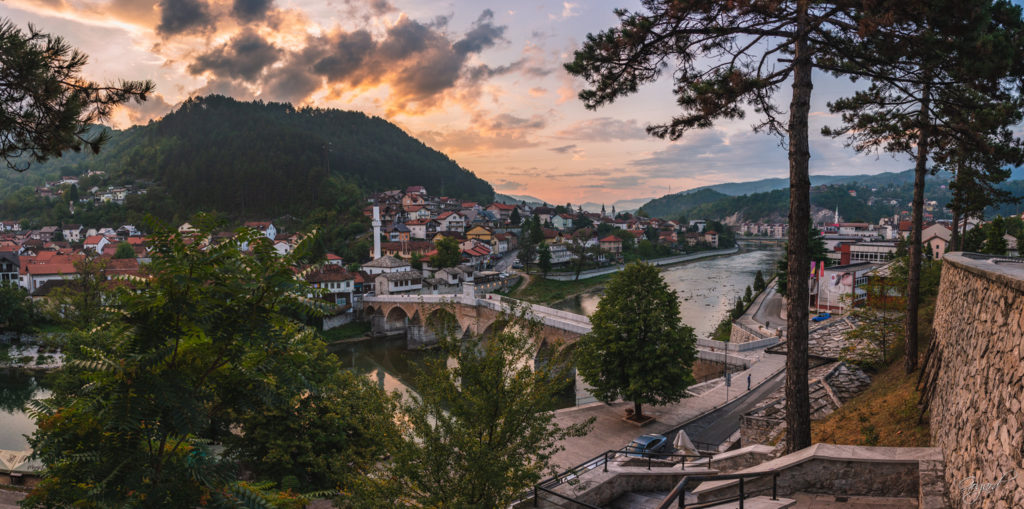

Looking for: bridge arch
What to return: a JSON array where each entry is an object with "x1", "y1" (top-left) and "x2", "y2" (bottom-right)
[{"x1": 384, "y1": 306, "x2": 409, "y2": 331}]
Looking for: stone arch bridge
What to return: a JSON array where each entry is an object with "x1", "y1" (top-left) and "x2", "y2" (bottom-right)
[{"x1": 362, "y1": 290, "x2": 592, "y2": 350}]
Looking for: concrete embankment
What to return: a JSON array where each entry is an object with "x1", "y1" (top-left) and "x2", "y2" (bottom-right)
[{"x1": 543, "y1": 246, "x2": 740, "y2": 281}]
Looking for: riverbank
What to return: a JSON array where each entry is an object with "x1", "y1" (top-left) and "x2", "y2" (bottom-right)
[
  {"x1": 513, "y1": 245, "x2": 756, "y2": 309},
  {"x1": 542, "y1": 246, "x2": 740, "y2": 281}
]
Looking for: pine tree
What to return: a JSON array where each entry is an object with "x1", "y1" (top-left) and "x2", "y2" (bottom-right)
[
  {"x1": 0, "y1": 21, "x2": 153, "y2": 171},
  {"x1": 564, "y1": 0, "x2": 904, "y2": 451},
  {"x1": 984, "y1": 216, "x2": 1009, "y2": 255},
  {"x1": 537, "y1": 242, "x2": 552, "y2": 276},
  {"x1": 753, "y1": 270, "x2": 766, "y2": 292},
  {"x1": 820, "y1": 0, "x2": 1024, "y2": 373}
]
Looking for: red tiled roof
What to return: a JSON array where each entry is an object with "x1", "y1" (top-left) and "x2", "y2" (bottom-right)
[
  {"x1": 488, "y1": 203, "x2": 516, "y2": 210},
  {"x1": 599, "y1": 235, "x2": 621, "y2": 242},
  {"x1": 83, "y1": 235, "x2": 105, "y2": 245}
]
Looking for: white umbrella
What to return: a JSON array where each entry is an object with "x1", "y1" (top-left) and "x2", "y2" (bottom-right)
[{"x1": 673, "y1": 430, "x2": 697, "y2": 456}]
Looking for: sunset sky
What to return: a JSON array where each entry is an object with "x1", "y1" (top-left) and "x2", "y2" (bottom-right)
[{"x1": 0, "y1": 0, "x2": 912, "y2": 204}]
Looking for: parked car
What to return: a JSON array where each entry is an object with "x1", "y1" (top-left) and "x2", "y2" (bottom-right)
[
  {"x1": 512, "y1": 260, "x2": 524, "y2": 269},
  {"x1": 623, "y1": 434, "x2": 668, "y2": 458},
  {"x1": 812, "y1": 312, "x2": 832, "y2": 322}
]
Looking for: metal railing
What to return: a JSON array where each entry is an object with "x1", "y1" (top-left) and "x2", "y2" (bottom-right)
[
  {"x1": 530, "y1": 447, "x2": 714, "y2": 507},
  {"x1": 599, "y1": 449, "x2": 713, "y2": 473},
  {"x1": 533, "y1": 485, "x2": 603, "y2": 509},
  {"x1": 656, "y1": 470, "x2": 780, "y2": 509}
]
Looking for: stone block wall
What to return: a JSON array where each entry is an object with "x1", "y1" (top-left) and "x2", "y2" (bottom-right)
[
  {"x1": 928, "y1": 254, "x2": 1024, "y2": 509},
  {"x1": 695, "y1": 458, "x2": 920, "y2": 503}
]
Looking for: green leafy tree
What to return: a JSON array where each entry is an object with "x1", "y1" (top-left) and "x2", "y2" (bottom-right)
[
  {"x1": 0, "y1": 283, "x2": 34, "y2": 334},
  {"x1": 844, "y1": 276, "x2": 902, "y2": 367},
  {"x1": 537, "y1": 242, "x2": 552, "y2": 276},
  {"x1": 386, "y1": 306, "x2": 592, "y2": 507},
  {"x1": 575, "y1": 263, "x2": 697, "y2": 418},
  {"x1": 983, "y1": 216, "x2": 1009, "y2": 255},
  {"x1": 0, "y1": 20, "x2": 153, "y2": 171},
  {"x1": 410, "y1": 251, "x2": 424, "y2": 270},
  {"x1": 517, "y1": 216, "x2": 539, "y2": 269},
  {"x1": 47, "y1": 253, "x2": 109, "y2": 327},
  {"x1": 113, "y1": 241, "x2": 135, "y2": 259},
  {"x1": 24, "y1": 220, "x2": 376, "y2": 507},
  {"x1": 430, "y1": 236, "x2": 462, "y2": 268}
]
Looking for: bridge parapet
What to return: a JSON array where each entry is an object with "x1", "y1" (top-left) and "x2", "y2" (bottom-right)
[{"x1": 363, "y1": 293, "x2": 593, "y2": 338}]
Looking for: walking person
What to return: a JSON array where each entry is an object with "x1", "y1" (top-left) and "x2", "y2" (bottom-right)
[{"x1": 747, "y1": 373, "x2": 751, "y2": 391}]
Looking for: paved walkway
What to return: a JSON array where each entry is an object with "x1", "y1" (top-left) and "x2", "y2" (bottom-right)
[
  {"x1": 551, "y1": 350, "x2": 787, "y2": 469},
  {"x1": 0, "y1": 489, "x2": 25, "y2": 508}
]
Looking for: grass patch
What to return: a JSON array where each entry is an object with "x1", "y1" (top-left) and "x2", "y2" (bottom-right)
[
  {"x1": 811, "y1": 359, "x2": 930, "y2": 447},
  {"x1": 511, "y1": 273, "x2": 611, "y2": 306},
  {"x1": 320, "y1": 321, "x2": 371, "y2": 342},
  {"x1": 811, "y1": 293, "x2": 937, "y2": 448}
]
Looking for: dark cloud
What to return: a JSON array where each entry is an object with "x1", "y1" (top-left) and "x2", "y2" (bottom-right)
[
  {"x1": 263, "y1": 60, "x2": 322, "y2": 104},
  {"x1": 558, "y1": 117, "x2": 649, "y2": 141},
  {"x1": 252, "y1": 10, "x2": 509, "y2": 107},
  {"x1": 452, "y1": 10, "x2": 504, "y2": 55},
  {"x1": 495, "y1": 179, "x2": 526, "y2": 191},
  {"x1": 488, "y1": 113, "x2": 545, "y2": 130},
  {"x1": 157, "y1": 0, "x2": 213, "y2": 36},
  {"x1": 188, "y1": 29, "x2": 281, "y2": 81},
  {"x1": 310, "y1": 30, "x2": 376, "y2": 82},
  {"x1": 369, "y1": 0, "x2": 395, "y2": 14},
  {"x1": 549, "y1": 144, "x2": 577, "y2": 154},
  {"x1": 231, "y1": 0, "x2": 273, "y2": 21}
]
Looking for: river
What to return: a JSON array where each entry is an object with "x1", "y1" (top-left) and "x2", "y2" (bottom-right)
[
  {"x1": 550, "y1": 247, "x2": 784, "y2": 339},
  {"x1": 0, "y1": 247, "x2": 780, "y2": 449}
]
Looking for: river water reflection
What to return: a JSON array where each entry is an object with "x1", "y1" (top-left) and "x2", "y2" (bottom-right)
[
  {"x1": 550, "y1": 247, "x2": 784, "y2": 339},
  {"x1": 0, "y1": 248, "x2": 779, "y2": 448}
]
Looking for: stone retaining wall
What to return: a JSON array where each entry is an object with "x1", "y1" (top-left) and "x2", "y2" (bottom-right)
[{"x1": 927, "y1": 253, "x2": 1024, "y2": 509}]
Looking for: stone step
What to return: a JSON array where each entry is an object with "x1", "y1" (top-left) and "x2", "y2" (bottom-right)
[
  {"x1": 606, "y1": 491, "x2": 669, "y2": 509},
  {"x1": 704, "y1": 495, "x2": 796, "y2": 509}
]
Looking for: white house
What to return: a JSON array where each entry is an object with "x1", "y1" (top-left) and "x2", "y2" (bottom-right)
[
  {"x1": 244, "y1": 221, "x2": 277, "y2": 240},
  {"x1": 83, "y1": 235, "x2": 112, "y2": 253},
  {"x1": 62, "y1": 224, "x2": 83, "y2": 243},
  {"x1": 436, "y1": 211, "x2": 466, "y2": 233},
  {"x1": 374, "y1": 270, "x2": 422, "y2": 295},
  {"x1": 552, "y1": 214, "x2": 574, "y2": 231},
  {"x1": 361, "y1": 254, "x2": 411, "y2": 276}
]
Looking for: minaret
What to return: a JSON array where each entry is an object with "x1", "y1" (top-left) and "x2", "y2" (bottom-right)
[
  {"x1": 372, "y1": 206, "x2": 382, "y2": 260},
  {"x1": 834, "y1": 204, "x2": 840, "y2": 224}
]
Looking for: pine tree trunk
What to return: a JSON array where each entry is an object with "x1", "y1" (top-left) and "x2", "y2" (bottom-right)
[
  {"x1": 905, "y1": 81, "x2": 931, "y2": 375},
  {"x1": 785, "y1": 0, "x2": 813, "y2": 454},
  {"x1": 950, "y1": 207, "x2": 960, "y2": 252}
]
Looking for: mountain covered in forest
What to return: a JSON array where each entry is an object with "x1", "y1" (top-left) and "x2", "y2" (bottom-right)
[
  {"x1": 639, "y1": 166, "x2": 1024, "y2": 223},
  {"x1": 0, "y1": 95, "x2": 493, "y2": 221}
]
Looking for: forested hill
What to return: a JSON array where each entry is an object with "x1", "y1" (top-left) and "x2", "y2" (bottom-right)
[
  {"x1": 640, "y1": 174, "x2": 966, "y2": 224},
  {"x1": 1, "y1": 95, "x2": 493, "y2": 219}
]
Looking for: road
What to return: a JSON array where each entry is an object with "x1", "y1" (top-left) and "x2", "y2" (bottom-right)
[
  {"x1": 676, "y1": 368, "x2": 785, "y2": 447},
  {"x1": 492, "y1": 249, "x2": 519, "y2": 273},
  {"x1": 752, "y1": 287, "x2": 784, "y2": 330}
]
